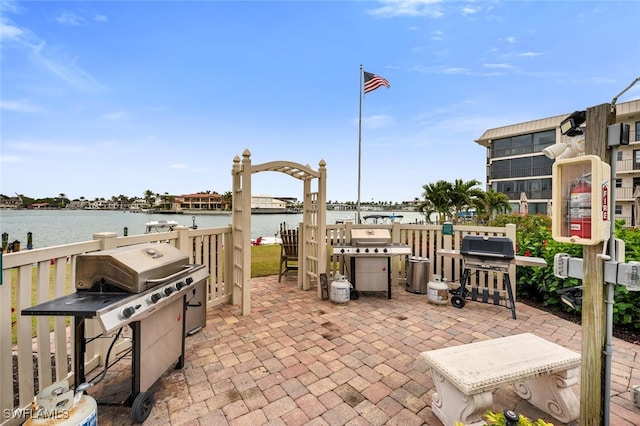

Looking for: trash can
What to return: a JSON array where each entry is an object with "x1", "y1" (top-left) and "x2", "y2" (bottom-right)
[{"x1": 406, "y1": 256, "x2": 431, "y2": 294}]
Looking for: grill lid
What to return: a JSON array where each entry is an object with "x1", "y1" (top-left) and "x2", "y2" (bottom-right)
[
  {"x1": 460, "y1": 235, "x2": 515, "y2": 260},
  {"x1": 350, "y1": 229, "x2": 392, "y2": 246},
  {"x1": 75, "y1": 243, "x2": 189, "y2": 293}
]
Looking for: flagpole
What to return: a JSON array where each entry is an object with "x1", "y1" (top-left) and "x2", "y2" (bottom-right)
[{"x1": 357, "y1": 64, "x2": 363, "y2": 224}]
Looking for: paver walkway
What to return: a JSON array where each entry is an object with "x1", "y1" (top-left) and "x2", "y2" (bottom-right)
[{"x1": 94, "y1": 275, "x2": 640, "y2": 425}]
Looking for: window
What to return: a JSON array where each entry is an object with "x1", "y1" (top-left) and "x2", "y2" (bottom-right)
[
  {"x1": 491, "y1": 130, "x2": 556, "y2": 159},
  {"x1": 511, "y1": 134, "x2": 532, "y2": 155},
  {"x1": 533, "y1": 130, "x2": 555, "y2": 151},
  {"x1": 636, "y1": 121, "x2": 640, "y2": 142},
  {"x1": 616, "y1": 179, "x2": 622, "y2": 188},
  {"x1": 634, "y1": 150, "x2": 640, "y2": 170},
  {"x1": 532, "y1": 156, "x2": 553, "y2": 176},
  {"x1": 510, "y1": 157, "x2": 530, "y2": 178},
  {"x1": 615, "y1": 205, "x2": 622, "y2": 215},
  {"x1": 492, "y1": 138, "x2": 511, "y2": 158}
]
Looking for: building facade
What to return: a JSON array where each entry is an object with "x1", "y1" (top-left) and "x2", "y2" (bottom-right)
[{"x1": 476, "y1": 100, "x2": 640, "y2": 226}]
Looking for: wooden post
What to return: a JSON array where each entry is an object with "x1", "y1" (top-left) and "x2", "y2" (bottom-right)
[{"x1": 581, "y1": 103, "x2": 614, "y2": 424}]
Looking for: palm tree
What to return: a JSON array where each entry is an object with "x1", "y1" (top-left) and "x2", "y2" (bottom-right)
[
  {"x1": 479, "y1": 189, "x2": 512, "y2": 221},
  {"x1": 420, "y1": 180, "x2": 452, "y2": 223},
  {"x1": 449, "y1": 179, "x2": 483, "y2": 224}
]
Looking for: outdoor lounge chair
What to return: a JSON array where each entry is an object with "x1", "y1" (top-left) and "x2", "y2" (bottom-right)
[{"x1": 279, "y1": 227, "x2": 299, "y2": 282}]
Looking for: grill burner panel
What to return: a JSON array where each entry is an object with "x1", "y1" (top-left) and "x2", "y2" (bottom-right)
[{"x1": 333, "y1": 243, "x2": 411, "y2": 256}]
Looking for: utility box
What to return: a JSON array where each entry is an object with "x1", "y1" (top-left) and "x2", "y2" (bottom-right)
[{"x1": 551, "y1": 155, "x2": 610, "y2": 245}]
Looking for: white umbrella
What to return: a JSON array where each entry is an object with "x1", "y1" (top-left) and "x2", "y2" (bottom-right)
[{"x1": 519, "y1": 192, "x2": 528, "y2": 215}]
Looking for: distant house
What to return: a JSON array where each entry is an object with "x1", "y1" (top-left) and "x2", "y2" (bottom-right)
[
  {"x1": 0, "y1": 197, "x2": 23, "y2": 209},
  {"x1": 177, "y1": 193, "x2": 227, "y2": 211},
  {"x1": 28, "y1": 203, "x2": 52, "y2": 209}
]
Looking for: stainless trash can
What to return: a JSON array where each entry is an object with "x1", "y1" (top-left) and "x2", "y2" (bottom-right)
[{"x1": 406, "y1": 256, "x2": 431, "y2": 294}]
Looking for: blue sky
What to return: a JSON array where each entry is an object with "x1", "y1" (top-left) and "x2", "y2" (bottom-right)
[{"x1": 1, "y1": 0, "x2": 639, "y2": 203}]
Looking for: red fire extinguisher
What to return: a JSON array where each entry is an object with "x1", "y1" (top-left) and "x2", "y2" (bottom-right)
[{"x1": 569, "y1": 176, "x2": 591, "y2": 239}]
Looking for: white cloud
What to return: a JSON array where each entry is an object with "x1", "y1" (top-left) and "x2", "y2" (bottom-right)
[
  {"x1": 520, "y1": 51, "x2": 543, "y2": 57},
  {"x1": 483, "y1": 63, "x2": 514, "y2": 69},
  {"x1": 0, "y1": 155, "x2": 21, "y2": 163},
  {"x1": 55, "y1": 13, "x2": 86, "y2": 26},
  {"x1": 363, "y1": 114, "x2": 394, "y2": 129},
  {"x1": 461, "y1": 6, "x2": 479, "y2": 16},
  {"x1": 94, "y1": 14, "x2": 108, "y2": 23},
  {"x1": 101, "y1": 111, "x2": 126, "y2": 120},
  {"x1": 0, "y1": 100, "x2": 42, "y2": 113},
  {"x1": 367, "y1": 0, "x2": 444, "y2": 18}
]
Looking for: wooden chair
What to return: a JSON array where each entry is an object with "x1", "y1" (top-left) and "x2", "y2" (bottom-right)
[{"x1": 279, "y1": 227, "x2": 299, "y2": 282}]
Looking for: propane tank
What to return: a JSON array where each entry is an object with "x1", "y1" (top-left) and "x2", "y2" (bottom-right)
[
  {"x1": 569, "y1": 177, "x2": 591, "y2": 239},
  {"x1": 427, "y1": 275, "x2": 449, "y2": 305},
  {"x1": 330, "y1": 274, "x2": 351, "y2": 304},
  {"x1": 24, "y1": 381, "x2": 97, "y2": 426}
]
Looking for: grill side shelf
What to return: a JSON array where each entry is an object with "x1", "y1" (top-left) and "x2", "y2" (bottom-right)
[{"x1": 21, "y1": 292, "x2": 132, "y2": 317}]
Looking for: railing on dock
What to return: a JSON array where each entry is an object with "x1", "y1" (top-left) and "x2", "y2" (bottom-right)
[{"x1": 1, "y1": 222, "x2": 515, "y2": 426}]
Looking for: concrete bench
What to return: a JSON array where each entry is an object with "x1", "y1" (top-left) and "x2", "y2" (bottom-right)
[{"x1": 419, "y1": 333, "x2": 581, "y2": 426}]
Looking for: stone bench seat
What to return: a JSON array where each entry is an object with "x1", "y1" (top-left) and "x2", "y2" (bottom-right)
[{"x1": 419, "y1": 333, "x2": 581, "y2": 426}]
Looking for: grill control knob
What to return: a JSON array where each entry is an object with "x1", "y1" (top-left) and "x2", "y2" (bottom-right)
[
  {"x1": 383, "y1": 248, "x2": 388, "y2": 253},
  {"x1": 176, "y1": 281, "x2": 185, "y2": 290},
  {"x1": 340, "y1": 248, "x2": 345, "y2": 253},
  {"x1": 355, "y1": 248, "x2": 360, "y2": 253},
  {"x1": 122, "y1": 306, "x2": 136, "y2": 319},
  {"x1": 364, "y1": 248, "x2": 370, "y2": 253},
  {"x1": 164, "y1": 287, "x2": 174, "y2": 296},
  {"x1": 186, "y1": 277, "x2": 194, "y2": 285},
  {"x1": 374, "y1": 248, "x2": 379, "y2": 253},
  {"x1": 150, "y1": 293, "x2": 162, "y2": 303}
]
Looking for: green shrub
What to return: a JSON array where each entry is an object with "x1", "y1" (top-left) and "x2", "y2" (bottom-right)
[{"x1": 489, "y1": 214, "x2": 640, "y2": 330}]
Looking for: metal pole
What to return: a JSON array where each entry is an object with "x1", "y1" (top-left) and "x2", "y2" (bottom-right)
[
  {"x1": 357, "y1": 64, "x2": 363, "y2": 224},
  {"x1": 603, "y1": 144, "x2": 617, "y2": 426}
]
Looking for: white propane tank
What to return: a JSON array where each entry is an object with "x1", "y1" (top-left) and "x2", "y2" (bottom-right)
[
  {"x1": 427, "y1": 275, "x2": 449, "y2": 305},
  {"x1": 330, "y1": 274, "x2": 351, "y2": 304},
  {"x1": 24, "y1": 381, "x2": 97, "y2": 426}
]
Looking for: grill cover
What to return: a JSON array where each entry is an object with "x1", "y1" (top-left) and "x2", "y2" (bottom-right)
[
  {"x1": 350, "y1": 229, "x2": 391, "y2": 246},
  {"x1": 76, "y1": 243, "x2": 189, "y2": 293},
  {"x1": 460, "y1": 236, "x2": 515, "y2": 259}
]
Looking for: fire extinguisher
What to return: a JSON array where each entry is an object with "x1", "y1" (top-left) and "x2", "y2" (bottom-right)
[{"x1": 569, "y1": 176, "x2": 591, "y2": 239}]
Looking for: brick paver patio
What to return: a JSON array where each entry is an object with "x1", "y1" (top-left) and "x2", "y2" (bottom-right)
[{"x1": 94, "y1": 275, "x2": 640, "y2": 425}]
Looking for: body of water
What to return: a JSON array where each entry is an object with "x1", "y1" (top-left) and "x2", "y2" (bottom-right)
[{"x1": 0, "y1": 209, "x2": 427, "y2": 249}]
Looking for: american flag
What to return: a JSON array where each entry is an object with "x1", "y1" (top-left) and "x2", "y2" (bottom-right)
[{"x1": 363, "y1": 71, "x2": 390, "y2": 94}]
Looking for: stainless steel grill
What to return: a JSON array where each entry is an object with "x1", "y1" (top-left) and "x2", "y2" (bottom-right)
[
  {"x1": 22, "y1": 242, "x2": 208, "y2": 423},
  {"x1": 332, "y1": 229, "x2": 411, "y2": 298}
]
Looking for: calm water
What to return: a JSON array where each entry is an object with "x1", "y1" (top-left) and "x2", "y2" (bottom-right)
[{"x1": 0, "y1": 210, "x2": 427, "y2": 249}]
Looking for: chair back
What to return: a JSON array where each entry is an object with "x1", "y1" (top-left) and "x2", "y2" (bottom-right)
[{"x1": 280, "y1": 228, "x2": 299, "y2": 257}]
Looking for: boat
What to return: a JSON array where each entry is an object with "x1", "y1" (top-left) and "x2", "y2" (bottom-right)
[
  {"x1": 144, "y1": 220, "x2": 180, "y2": 233},
  {"x1": 362, "y1": 214, "x2": 403, "y2": 224}
]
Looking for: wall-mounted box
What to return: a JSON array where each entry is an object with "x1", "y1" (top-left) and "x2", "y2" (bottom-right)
[{"x1": 552, "y1": 155, "x2": 611, "y2": 245}]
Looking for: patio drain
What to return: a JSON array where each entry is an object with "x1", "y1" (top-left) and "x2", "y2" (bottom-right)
[{"x1": 396, "y1": 315, "x2": 408, "y2": 321}]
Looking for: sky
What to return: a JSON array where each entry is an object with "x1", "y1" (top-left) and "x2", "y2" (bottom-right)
[{"x1": 1, "y1": 0, "x2": 639, "y2": 204}]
